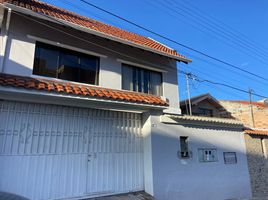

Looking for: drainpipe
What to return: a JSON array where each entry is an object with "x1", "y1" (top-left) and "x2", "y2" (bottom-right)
[{"x1": 0, "y1": 7, "x2": 11, "y2": 73}]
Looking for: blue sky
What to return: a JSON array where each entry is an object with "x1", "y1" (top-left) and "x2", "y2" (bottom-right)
[{"x1": 43, "y1": 0, "x2": 268, "y2": 101}]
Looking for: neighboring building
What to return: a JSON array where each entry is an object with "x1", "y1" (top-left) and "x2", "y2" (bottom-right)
[
  {"x1": 0, "y1": 1, "x2": 252, "y2": 200},
  {"x1": 220, "y1": 100, "x2": 268, "y2": 198},
  {"x1": 220, "y1": 100, "x2": 268, "y2": 129},
  {"x1": 180, "y1": 93, "x2": 231, "y2": 118}
]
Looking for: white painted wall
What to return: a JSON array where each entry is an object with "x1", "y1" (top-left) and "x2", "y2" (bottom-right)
[
  {"x1": 99, "y1": 56, "x2": 121, "y2": 89},
  {"x1": 1, "y1": 12, "x2": 182, "y2": 112},
  {"x1": 162, "y1": 65, "x2": 181, "y2": 114},
  {"x1": 149, "y1": 115, "x2": 252, "y2": 200},
  {"x1": 0, "y1": 100, "x2": 144, "y2": 200},
  {"x1": 142, "y1": 112, "x2": 154, "y2": 196}
]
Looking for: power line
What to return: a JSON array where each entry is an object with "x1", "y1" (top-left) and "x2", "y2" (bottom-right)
[
  {"x1": 58, "y1": 0, "x2": 268, "y2": 91},
  {"x1": 80, "y1": 0, "x2": 268, "y2": 82},
  {"x1": 142, "y1": 0, "x2": 268, "y2": 86},
  {"x1": 178, "y1": 70, "x2": 267, "y2": 99},
  {"x1": 178, "y1": 73, "x2": 247, "y2": 100},
  {"x1": 178, "y1": 49, "x2": 268, "y2": 87},
  {"x1": 58, "y1": 0, "x2": 268, "y2": 97},
  {"x1": 11, "y1": 7, "x2": 267, "y2": 99},
  {"x1": 149, "y1": 0, "x2": 268, "y2": 65},
  {"x1": 165, "y1": 0, "x2": 268, "y2": 60},
  {"x1": 176, "y1": 0, "x2": 268, "y2": 55}
]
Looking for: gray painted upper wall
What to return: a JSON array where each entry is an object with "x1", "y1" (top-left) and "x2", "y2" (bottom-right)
[{"x1": 1, "y1": 12, "x2": 183, "y2": 113}]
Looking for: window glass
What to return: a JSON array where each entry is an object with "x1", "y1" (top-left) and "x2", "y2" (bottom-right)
[
  {"x1": 122, "y1": 64, "x2": 162, "y2": 96},
  {"x1": 33, "y1": 42, "x2": 99, "y2": 85},
  {"x1": 80, "y1": 56, "x2": 99, "y2": 85},
  {"x1": 122, "y1": 65, "x2": 133, "y2": 91},
  {"x1": 150, "y1": 72, "x2": 162, "y2": 96},
  {"x1": 33, "y1": 44, "x2": 59, "y2": 78},
  {"x1": 58, "y1": 51, "x2": 79, "y2": 82}
]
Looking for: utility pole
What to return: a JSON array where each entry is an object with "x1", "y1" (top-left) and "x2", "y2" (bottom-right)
[
  {"x1": 248, "y1": 88, "x2": 255, "y2": 128},
  {"x1": 186, "y1": 73, "x2": 192, "y2": 116}
]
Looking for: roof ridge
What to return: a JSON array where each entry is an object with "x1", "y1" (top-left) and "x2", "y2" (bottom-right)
[{"x1": 0, "y1": 0, "x2": 188, "y2": 61}]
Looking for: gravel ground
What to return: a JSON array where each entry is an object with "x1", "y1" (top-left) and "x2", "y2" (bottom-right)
[{"x1": 86, "y1": 191, "x2": 153, "y2": 200}]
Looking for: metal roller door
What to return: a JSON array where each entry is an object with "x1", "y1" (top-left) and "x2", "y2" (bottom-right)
[{"x1": 0, "y1": 101, "x2": 144, "y2": 200}]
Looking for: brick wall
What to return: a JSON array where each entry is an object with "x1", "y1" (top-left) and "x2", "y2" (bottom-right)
[
  {"x1": 244, "y1": 134, "x2": 268, "y2": 197},
  {"x1": 220, "y1": 101, "x2": 268, "y2": 197},
  {"x1": 220, "y1": 101, "x2": 268, "y2": 129}
]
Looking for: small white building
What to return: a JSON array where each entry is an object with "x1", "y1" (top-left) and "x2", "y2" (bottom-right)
[{"x1": 0, "y1": 0, "x2": 252, "y2": 199}]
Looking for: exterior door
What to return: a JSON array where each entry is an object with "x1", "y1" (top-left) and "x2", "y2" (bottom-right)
[{"x1": 0, "y1": 101, "x2": 144, "y2": 200}]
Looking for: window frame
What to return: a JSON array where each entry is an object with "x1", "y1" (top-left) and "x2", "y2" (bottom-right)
[
  {"x1": 179, "y1": 136, "x2": 190, "y2": 159},
  {"x1": 198, "y1": 148, "x2": 218, "y2": 163},
  {"x1": 32, "y1": 41, "x2": 100, "y2": 85},
  {"x1": 223, "y1": 152, "x2": 237, "y2": 164},
  {"x1": 197, "y1": 107, "x2": 214, "y2": 117},
  {"x1": 121, "y1": 63, "x2": 163, "y2": 96}
]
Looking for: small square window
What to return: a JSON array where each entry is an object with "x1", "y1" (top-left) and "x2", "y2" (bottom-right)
[
  {"x1": 223, "y1": 152, "x2": 237, "y2": 164},
  {"x1": 198, "y1": 148, "x2": 218, "y2": 162}
]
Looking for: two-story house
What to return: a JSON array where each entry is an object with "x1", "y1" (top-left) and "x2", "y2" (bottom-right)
[{"x1": 0, "y1": 1, "x2": 252, "y2": 200}]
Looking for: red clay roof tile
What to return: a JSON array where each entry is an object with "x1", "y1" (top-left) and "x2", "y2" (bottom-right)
[
  {"x1": 244, "y1": 129, "x2": 268, "y2": 136},
  {"x1": 0, "y1": 73, "x2": 168, "y2": 106},
  {"x1": 221, "y1": 100, "x2": 268, "y2": 108},
  {"x1": 0, "y1": 0, "x2": 189, "y2": 61}
]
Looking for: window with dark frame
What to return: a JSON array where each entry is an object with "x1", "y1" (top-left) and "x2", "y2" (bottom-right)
[
  {"x1": 33, "y1": 42, "x2": 100, "y2": 85},
  {"x1": 122, "y1": 64, "x2": 162, "y2": 96},
  {"x1": 223, "y1": 152, "x2": 237, "y2": 164}
]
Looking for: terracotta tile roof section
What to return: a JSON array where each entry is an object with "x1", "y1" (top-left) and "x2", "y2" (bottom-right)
[
  {"x1": 0, "y1": 73, "x2": 168, "y2": 106},
  {"x1": 0, "y1": 0, "x2": 190, "y2": 62},
  {"x1": 244, "y1": 129, "x2": 268, "y2": 136},
  {"x1": 221, "y1": 100, "x2": 268, "y2": 108}
]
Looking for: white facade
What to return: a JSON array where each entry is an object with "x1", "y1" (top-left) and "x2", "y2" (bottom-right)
[
  {"x1": 146, "y1": 115, "x2": 252, "y2": 200},
  {"x1": 0, "y1": 5, "x2": 253, "y2": 200},
  {"x1": 0, "y1": 13, "x2": 181, "y2": 114},
  {"x1": 0, "y1": 101, "x2": 144, "y2": 200}
]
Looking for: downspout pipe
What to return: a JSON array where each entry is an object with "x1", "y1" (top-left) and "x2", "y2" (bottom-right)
[{"x1": 0, "y1": 7, "x2": 11, "y2": 73}]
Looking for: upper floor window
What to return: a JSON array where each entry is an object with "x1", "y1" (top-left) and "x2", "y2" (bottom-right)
[
  {"x1": 33, "y1": 42, "x2": 99, "y2": 85},
  {"x1": 122, "y1": 64, "x2": 162, "y2": 96}
]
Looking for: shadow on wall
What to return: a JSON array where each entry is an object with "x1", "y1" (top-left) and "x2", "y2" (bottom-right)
[
  {"x1": 145, "y1": 116, "x2": 255, "y2": 200},
  {"x1": 4, "y1": 12, "x2": 180, "y2": 86}
]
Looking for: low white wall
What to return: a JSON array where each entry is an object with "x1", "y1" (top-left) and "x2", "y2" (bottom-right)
[{"x1": 150, "y1": 115, "x2": 252, "y2": 200}]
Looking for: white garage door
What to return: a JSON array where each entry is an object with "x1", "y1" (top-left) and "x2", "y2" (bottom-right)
[{"x1": 0, "y1": 101, "x2": 144, "y2": 200}]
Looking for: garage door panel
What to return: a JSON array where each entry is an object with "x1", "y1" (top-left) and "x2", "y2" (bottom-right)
[
  {"x1": 0, "y1": 101, "x2": 144, "y2": 200},
  {"x1": 0, "y1": 154, "x2": 88, "y2": 200}
]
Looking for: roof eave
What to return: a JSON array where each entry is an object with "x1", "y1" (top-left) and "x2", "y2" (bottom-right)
[
  {"x1": 162, "y1": 114, "x2": 243, "y2": 126},
  {"x1": 0, "y1": 86, "x2": 168, "y2": 112},
  {"x1": 3, "y1": 3, "x2": 192, "y2": 63}
]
